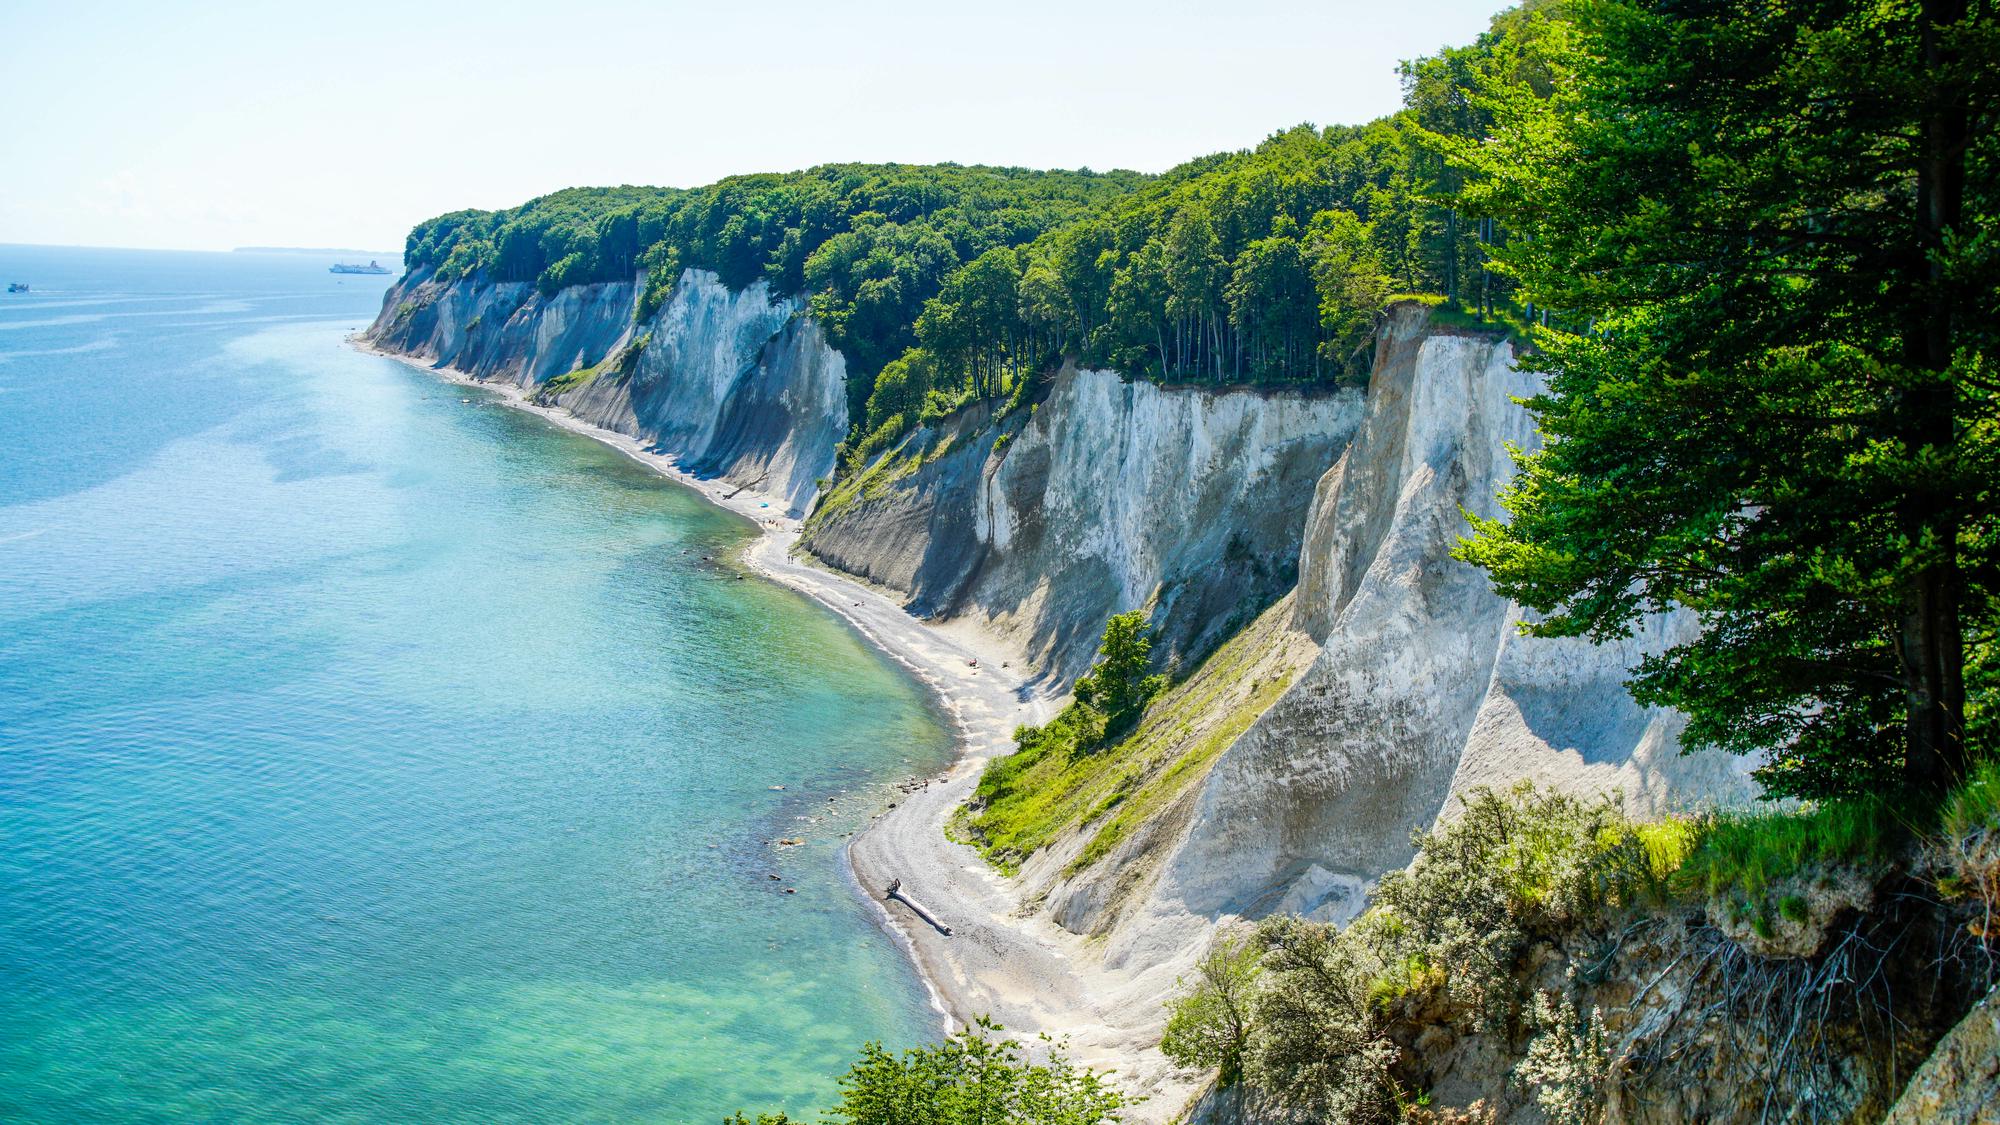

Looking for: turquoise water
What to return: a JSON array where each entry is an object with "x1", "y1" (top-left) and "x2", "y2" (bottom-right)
[{"x1": 0, "y1": 245, "x2": 953, "y2": 1122}]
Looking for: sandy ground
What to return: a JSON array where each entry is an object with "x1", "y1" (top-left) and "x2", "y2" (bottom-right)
[{"x1": 356, "y1": 341, "x2": 1196, "y2": 1119}]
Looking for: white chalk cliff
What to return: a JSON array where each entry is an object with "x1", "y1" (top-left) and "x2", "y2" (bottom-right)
[
  {"x1": 802, "y1": 368, "x2": 1364, "y2": 684},
  {"x1": 1029, "y1": 305, "x2": 1754, "y2": 982},
  {"x1": 368, "y1": 267, "x2": 846, "y2": 516}
]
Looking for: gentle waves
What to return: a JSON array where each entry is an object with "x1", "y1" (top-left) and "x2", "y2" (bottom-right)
[{"x1": 0, "y1": 246, "x2": 953, "y2": 1122}]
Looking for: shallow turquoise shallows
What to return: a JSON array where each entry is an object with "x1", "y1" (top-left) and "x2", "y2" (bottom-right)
[{"x1": 0, "y1": 245, "x2": 953, "y2": 1123}]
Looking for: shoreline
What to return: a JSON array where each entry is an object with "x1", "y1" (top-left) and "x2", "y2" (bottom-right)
[{"x1": 351, "y1": 338, "x2": 1195, "y2": 1116}]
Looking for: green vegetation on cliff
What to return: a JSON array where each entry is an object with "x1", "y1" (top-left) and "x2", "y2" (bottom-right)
[
  {"x1": 400, "y1": 166, "x2": 1142, "y2": 419},
  {"x1": 959, "y1": 601, "x2": 1306, "y2": 878},
  {"x1": 1163, "y1": 780, "x2": 1998, "y2": 1122}
]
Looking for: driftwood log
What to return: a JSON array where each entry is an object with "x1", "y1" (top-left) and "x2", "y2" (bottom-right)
[{"x1": 884, "y1": 878, "x2": 953, "y2": 936}]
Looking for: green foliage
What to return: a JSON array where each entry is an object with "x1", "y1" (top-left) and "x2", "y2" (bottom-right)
[
  {"x1": 535, "y1": 362, "x2": 602, "y2": 401},
  {"x1": 1937, "y1": 758, "x2": 2000, "y2": 932},
  {"x1": 1169, "y1": 770, "x2": 2000, "y2": 1113},
  {"x1": 1071, "y1": 612, "x2": 1166, "y2": 734},
  {"x1": 401, "y1": 167, "x2": 1142, "y2": 423},
  {"x1": 1451, "y1": 0, "x2": 2000, "y2": 798},
  {"x1": 533, "y1": 333, "x2": 652, "y2": 403},
  {"x1": 1164, "y1": 782, "x2": 1929, "y2": 1116},
  {"x1": 402, "y1": 13, "x2": 1556, "y2": 447},
  {"x1": 962, "y1": 613, "x2": 1170, "y2": 870},
  {"x1": 879, "y1": 105, "x2": 1522, "y2": 407},
  {"x1": 725, "y1": 1021, "x2": 1125, "y2": 1125},
  {"x1": 1369, "y1": 784, "x2": 1640, "y2": 1027},
  {"x1": 1175, "y1": 785, "x2": 1650, "y2": 1122},
  {"x1": 822, "y1": 1019, "x2": 1126, "y2": 1125},
  {"x1": 1160, "y1": 932, "x2": 1262, "y2": 1086},
  {"x1": 963, "y1": 707, "x2": 1106, "y2": 873},
  {"x1": 1943, "y1": 758, "x2": 2000, "y2": 840},
  {"x1": 1243, "y1": 913, "x2": 1402, "y2": 1123},
  {"x1": 958, "y1": 603, "x2": 1302, "y2": 875}
]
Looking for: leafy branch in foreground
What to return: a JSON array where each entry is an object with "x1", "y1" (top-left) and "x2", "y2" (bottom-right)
[{"x1": 727, "y1": 1017, "x2": 1128, "y2": 1125}]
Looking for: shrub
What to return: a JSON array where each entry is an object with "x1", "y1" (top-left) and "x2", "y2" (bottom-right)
[
  {"x1": 824, "y1": 1019, "x2": 1126, "y2": 1125},
  {"x1": 1371, "y1": 783, "x2": 1630, "y2": 1028},
  {"x1": 1161, "y1": 778, "x2": 1997, "y2": 1116},
  {"x1": 1512, "y1": 991, "x2": 1608, "y2": 1125},
  {"x1": 965, "y1": 613, "x2": 1164, "y2": 865},
  {"x1": 1161, "y1": 931, "x2": 1262, "y2": 1086},
  {"x1": 844, "y1": 414, "x2": 909, "y2": 473},
  {"x1": 611, "y1": 332, "x2": 651, "y2": 378},
  {"x1": 1244, "y1": 915, "x2": 1400, "y2": 1124}
]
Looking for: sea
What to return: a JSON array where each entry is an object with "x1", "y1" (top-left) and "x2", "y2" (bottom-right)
[{"x1": 0, "y1": 244, "x2": 953, "y2": 1122}]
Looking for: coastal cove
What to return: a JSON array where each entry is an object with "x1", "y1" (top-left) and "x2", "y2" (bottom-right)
[
  {"x1": 0, "y1": 246, "x2": 956, "y2": 1122},
  {"x1": 356, "y1": 336, "x2": 1207, "y2": 1111}
]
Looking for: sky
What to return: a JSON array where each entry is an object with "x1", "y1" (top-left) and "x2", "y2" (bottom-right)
[{"x1": 1, "y1": 0, "x2": 1508, "y2": 253}]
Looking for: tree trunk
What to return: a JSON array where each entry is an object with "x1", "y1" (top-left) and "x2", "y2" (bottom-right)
[
  {"x1": 1900, "y1": 558, "x2": 1966, "y2": 791},
  {"x1": 1899, "y1": 0, "x2": 1970, "y2": 792}
]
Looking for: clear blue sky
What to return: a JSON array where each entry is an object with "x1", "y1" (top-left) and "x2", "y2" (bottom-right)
[{"x1": 1, "y1": 0, "x2": 1509, "y2": 252}]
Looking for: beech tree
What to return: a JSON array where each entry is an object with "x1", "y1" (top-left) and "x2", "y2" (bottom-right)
[
  {"x1": 1073, "y1": 611, "x2": 1168, "y2": 735},
  {"x1": 1455, "y1": 0, "x2": 1998, "y2": 797}
]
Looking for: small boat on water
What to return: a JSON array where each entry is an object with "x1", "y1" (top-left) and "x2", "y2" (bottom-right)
[
  {"x1": 6, "y1": 282, "x2": 27, "y2": 293},
  {"x1": 329, "y1": 260, "x2": 390, "y2": 275}
]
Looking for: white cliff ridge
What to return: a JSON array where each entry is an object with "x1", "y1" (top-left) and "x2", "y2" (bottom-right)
[
  {"x1": 803, "y1": 366, "x2": 1363, "y2": 684},
  {"x1": 368, "y1": 267, "x2": 846, "y2": 516},
  {"x1": 1051, "y1": 306, "x2": 1755, "y2": 981}
]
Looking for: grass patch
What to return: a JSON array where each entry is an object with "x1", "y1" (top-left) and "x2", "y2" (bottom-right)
[
  {"x1": 1942, "y1": 758, "x2": 2000, "y2": 839},
  {"x1": 533, "y1": 333, "x2": 651, "y2": 404},
  {"x1": 1066, "y1": 666, "x2": 1295, "y2": 874},
  {"x1": 958, "y1": 603, "x2": 1301, "y2": 876},
  {"x1": 806, "y1": 431, "x2": 930, "y2": 527},
  {"x1": 1673, "y1": 796, "x2": 1908, "y2": 904},
  {"x1": 537, "y1": 359, "x2": 605, "y2": 400},
  {"x1": 1936, "y1": 758, "x2": 2000, "y2": 933},
  {"x1": 1385, "y1": 291, "x2": 1534, "y2": 338}
]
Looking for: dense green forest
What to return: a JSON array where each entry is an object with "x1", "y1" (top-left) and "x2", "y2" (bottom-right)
[{"x1": 400, "y1": 5, "x2": 1557, "y2": 453}]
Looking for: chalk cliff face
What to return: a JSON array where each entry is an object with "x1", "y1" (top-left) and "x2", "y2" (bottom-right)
[
  {"x1": 367, "y1": 267, "x2": 845, "y2": 516},
  {"x1": 369, "y1": 270, "x2": 638, "y2": 386},
  {"x1": 1070, "y1": 306, "x2": 1754, "y2": 970},
  {"x1": 802, "y1": 368, "x2": 1365, "y2": 684}
]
